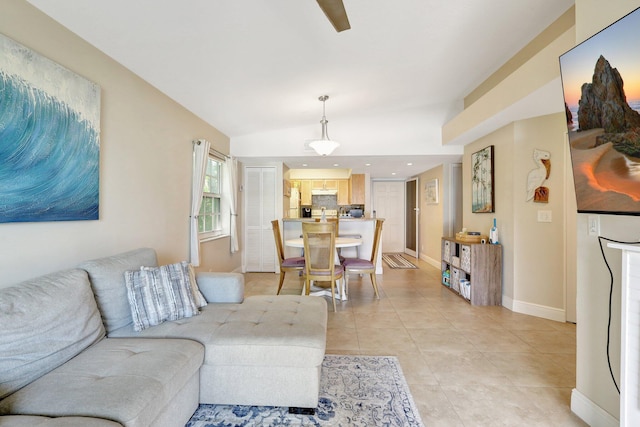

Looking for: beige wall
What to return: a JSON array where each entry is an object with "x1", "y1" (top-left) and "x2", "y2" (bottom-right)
[
  {"x1": 512, "y1": 114, "x2": 567, "y2": 313},
  {"x1": 417, "y1": 165, "x2": 445, "y2": 265},
  {"x1": 0, "y1": 0, "x2": 241, "y2": 288},
  {"x1": 460, "y1": 113, "x2": 568, "y2": 319}
]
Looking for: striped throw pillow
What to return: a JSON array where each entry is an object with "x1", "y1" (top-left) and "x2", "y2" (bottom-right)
[{"x1": 125, "y1": 261, "x2": 199, "y2": 331}]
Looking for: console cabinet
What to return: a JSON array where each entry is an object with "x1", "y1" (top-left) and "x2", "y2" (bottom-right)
[{"x1": 441, "y1": 237, "x2": 502, "y2": 305}]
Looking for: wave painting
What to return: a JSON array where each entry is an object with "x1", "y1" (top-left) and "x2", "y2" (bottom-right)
[{"x1": 0, "y1": 34, "x2": 100, "y2": 223}]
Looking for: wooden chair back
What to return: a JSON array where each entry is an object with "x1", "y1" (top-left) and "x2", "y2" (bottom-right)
[
  {"x1": 302, "y1": 221, "x2": 337, "y2": 276},
  {"x1": 271, "y1": 219, "x2": 286, "y2": 264},
  {"x1": 370, "y1": 219, "x2": 385, "y2": 262}
]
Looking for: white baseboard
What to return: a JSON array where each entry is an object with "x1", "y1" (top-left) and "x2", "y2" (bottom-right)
[
  {"x1": 420, "y1": 254, "x2": 440, "y2": 269},
  {"x1": 571, "y1": 388, "x2": 618, "y2": 427},
  {"x1": 509, "y1": 297, "x2": 566, "y2": 322}
]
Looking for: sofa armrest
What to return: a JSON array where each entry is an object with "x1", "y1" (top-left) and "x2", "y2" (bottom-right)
[{"x1": 195, "y1": 272, "x2": 244, "y2": 303}]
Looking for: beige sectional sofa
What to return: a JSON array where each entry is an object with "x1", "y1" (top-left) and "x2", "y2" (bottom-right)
[{"x1": 0, "y1": 248, "x2": 327, "y2": 427}]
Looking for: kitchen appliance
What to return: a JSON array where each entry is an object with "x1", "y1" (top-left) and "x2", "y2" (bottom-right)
[
  {"x1": 289, "y1": 188, "x2": 300, "y2": 218},
  {"x1": 302, "y1": 207, "x2": 312, "y2": 218}
]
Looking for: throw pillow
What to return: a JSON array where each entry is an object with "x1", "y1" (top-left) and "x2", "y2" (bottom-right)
[
  {"x1": 187, "y1": 263, "x2": 208, "y2": 308},
  {"x1": 125, "y1": 261, "x2": 199, "y2": 331}
]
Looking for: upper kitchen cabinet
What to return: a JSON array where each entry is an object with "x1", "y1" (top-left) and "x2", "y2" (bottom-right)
[
  {"x1": 350, "y1": 174, "x2": 365, "y2": 205},
  {"x1": 311, "y1": 179, "x2": 338, "y2": 190},
  {"x1": 300, "y1": 180, "x2": 312, "y2": 205},
  {"x1": 337, "y1": 179, "x2": 349, "y2": 205}
]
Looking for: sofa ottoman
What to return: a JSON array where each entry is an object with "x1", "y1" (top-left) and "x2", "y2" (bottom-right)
[{"x1": 80, "y1": 248, "x2": 328, "y2": 409}]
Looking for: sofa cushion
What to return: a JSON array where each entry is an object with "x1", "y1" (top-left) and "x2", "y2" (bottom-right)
[
  {"x1": 0, "y1": 415, "x2": 123, "y2": 427},
  {"x1": 0, "y1": 338, "x2": 204, "y2": 427},
  {"x1": 0, "y1": 269, "x2": 105, "y2": 400},
  {"x1": 110, "y1": 295, "x2": 327, "y2": 368},
  {"x1": 78, "y1": 248, "x2": 158, "y2": 334},
  {"x1": 124, "y1": 263, "x2": 199, "y2": 331}
]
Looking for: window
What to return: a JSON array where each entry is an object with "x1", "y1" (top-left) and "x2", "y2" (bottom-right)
[{"x1": 199, "y1": 155, "x2": 223, "y2": 239}]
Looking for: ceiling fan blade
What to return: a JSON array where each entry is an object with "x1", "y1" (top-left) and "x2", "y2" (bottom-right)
[{"x1": 316, "y1": 0, "x2": 351, "y2": 32}]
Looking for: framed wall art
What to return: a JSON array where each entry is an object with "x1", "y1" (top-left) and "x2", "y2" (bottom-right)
[
  {"x1": 471, "y1": 145, "x2": 494, "y2": 213},
  {"x1": 425, "y1": 178, "x2": 439, "y2": 204},
  {"x1": 0, "y1": 34, "x2": 100, "y2": 223}
]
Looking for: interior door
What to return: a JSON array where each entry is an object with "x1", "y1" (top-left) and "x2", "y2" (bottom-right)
[
  {"x1": 372, "y1": 181, "x2": 405, "y2": 253},
  {"x1": 405, "y1": 178, "x2": 418, "y2": 257},
  {"x1": 244, "y1": 166, "x2": 276, "y2": 272}
]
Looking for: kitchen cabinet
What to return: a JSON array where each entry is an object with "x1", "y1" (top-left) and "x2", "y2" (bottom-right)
[
  {"x1": 300, "y1": 180, "x2": 312, "y2": 205},
  {"x1": 337, "y1": 179, "x2": 349, "y2": 205},
  {"x1": 311, "y1": 179, "x2": 338, "y2": 190},
  {"x1": 350, "y1": 174, "x2": 365, "y2": 205},
  {"x1": 441, "y1": 237, "x2": 502, "y2": 305}
]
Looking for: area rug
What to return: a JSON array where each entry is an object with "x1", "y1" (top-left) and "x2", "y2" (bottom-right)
[
  {"x1": 186, "y1": 355, "x2": 424, "y2": 427},
  {"x1": 383, "y1": 253, "x2": 418, "y2": 269}
]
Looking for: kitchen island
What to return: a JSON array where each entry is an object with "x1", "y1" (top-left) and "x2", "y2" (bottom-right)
[{"x1": 282, "y1": 217, "x2": 383, "y2": 274}]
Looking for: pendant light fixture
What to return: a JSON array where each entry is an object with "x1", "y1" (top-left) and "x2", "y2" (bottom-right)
[{"x1": 309, "y1": 95, "x2": 340, "y2": 156}]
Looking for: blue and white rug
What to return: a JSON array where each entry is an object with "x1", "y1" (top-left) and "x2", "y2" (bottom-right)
[{"x1": 186, "y1": 354, "x2": 424, "y2": 426}]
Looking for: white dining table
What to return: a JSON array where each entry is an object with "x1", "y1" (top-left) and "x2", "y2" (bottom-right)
[
  {"x1": 284, "y1": 237, "x2": 362, "y2": 301},
  {"x1": 284, "y1": 237, "x2": 362, "y2": 250}
]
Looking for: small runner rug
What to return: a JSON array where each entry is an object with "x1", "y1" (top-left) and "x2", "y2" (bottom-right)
[
  {"x1": 186, "y1": 354, "x2": 424, "y2": 427},
  {"x1": 383, "y1": 253, "x2": 419, "y2": 269}
]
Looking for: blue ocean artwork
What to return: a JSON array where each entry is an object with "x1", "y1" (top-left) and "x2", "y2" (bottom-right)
[{"x1": 0, "y1": 34, "x2": 100, "y2": 223}]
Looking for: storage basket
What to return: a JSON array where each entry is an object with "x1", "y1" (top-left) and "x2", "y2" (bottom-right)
[
  {"x1": 443, "y1": 240, "x2": 451, "y2": 262},
  {"x1": 460, "y1": 245, "x2": 471, "y2": 272},
  {"x1": 451, "y1": 268, "x2": 460, "y2": 292},
  {"x1": 459, "y1": 278, "x2": 471, "y2": 300}
]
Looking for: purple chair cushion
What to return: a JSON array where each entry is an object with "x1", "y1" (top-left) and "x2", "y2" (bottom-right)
[
  {"x1": 342, "y1": 258, "x2": 374, "y2": 269},
  {"x1": 282, "y1": 256, "x2": 305, "y2": 267},
  {"x1": 309, "y1": 265, "x2": 344, "y2": 275}
]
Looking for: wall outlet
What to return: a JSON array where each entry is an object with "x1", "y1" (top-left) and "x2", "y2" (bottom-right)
[{"x1": 588, "y1": 215, "x2": 600, "y2": 236}]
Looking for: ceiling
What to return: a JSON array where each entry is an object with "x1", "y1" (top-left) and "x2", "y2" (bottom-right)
[{"x1": 27, "y1": 0, "x2": 574, "y2": 179}]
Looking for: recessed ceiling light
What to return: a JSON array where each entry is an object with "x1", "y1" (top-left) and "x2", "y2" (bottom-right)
[
  {"x1": 302, "y1": 163, "x2": 308, "y2": 167},
  {"x1": 391, "y1": 172, "x2": 396, "y2": 176},
  {"x1": 407, "y1": 162, "x2": 413, "y2": 166},
  {"x1": 333, "y1": 163, "x2": 339, "y2": 167},
  {"x1": 365, "y1": 163, "x2": 371, "y2": 166}
]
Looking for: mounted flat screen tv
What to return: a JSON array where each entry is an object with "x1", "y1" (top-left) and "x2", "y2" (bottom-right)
[{"x1": 559, "y1": 6, "x2": 640, "y2": 215}]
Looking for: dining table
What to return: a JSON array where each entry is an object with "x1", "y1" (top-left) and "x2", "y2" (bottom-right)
[{"x1": 284, "y1": 237, "x2": 362, "y2": 301}]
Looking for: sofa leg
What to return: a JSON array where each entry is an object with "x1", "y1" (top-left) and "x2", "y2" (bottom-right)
[{"x1": 288, "y1": 407, "x2": 316, "y2": 415}]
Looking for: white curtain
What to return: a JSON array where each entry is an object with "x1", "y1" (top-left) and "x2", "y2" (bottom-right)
[
  {"x1": 225, "y1": 156, "x2": 239, "y2": 253},
  {"x1": 190, "y1": 139, "x2": 210, "y2": 266}
]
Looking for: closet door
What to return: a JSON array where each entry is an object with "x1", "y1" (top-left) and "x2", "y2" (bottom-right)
[{"x1": 244, "y1": 167, "x2": 277, "y2": 272}]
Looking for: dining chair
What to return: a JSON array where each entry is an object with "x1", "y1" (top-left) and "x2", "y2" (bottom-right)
[
  {"x1": 326, "y1": 217, "x2": 346, "y2": 262},
  {"x1": 302, "y1": 221, "x2": 344, "y2": 311},
  {"x1": 271, "y1": 219, "x2": 305, "y2": 295},
  {"x1": 342, "y1": 219, "x2": 384, "y2": 299}
]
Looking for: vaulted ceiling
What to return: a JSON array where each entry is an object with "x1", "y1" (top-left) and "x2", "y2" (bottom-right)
[{"x1": 27, "y1": 0, "x2": 574, "y2": 178}]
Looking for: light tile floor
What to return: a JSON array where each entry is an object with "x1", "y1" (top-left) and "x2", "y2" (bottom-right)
[{"x1": 244, "y1": 257, "x2": 587, "y2": 426}]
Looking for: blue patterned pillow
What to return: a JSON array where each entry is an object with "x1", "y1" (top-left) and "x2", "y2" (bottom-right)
[{"x1": 124, "y1": 261, "x2": 200, "y2": 331}]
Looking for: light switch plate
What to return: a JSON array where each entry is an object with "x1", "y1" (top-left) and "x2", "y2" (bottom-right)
[{"x1": 537, "y1": 210, "x2": 552, "y2": 223}]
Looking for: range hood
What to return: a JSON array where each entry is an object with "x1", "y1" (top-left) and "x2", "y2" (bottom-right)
[{"x1": 311, "y1": 189, "x2": 338, "y2": 196}]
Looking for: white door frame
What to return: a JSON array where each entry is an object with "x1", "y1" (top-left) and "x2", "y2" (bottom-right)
[{"x1": 405, "y1": 178, "x2": 419, "y2": 257}]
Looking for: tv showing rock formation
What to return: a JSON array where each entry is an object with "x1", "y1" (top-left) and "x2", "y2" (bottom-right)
[{"x1": 559, "y1": 6, "x2": 640, "y2": 215}]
